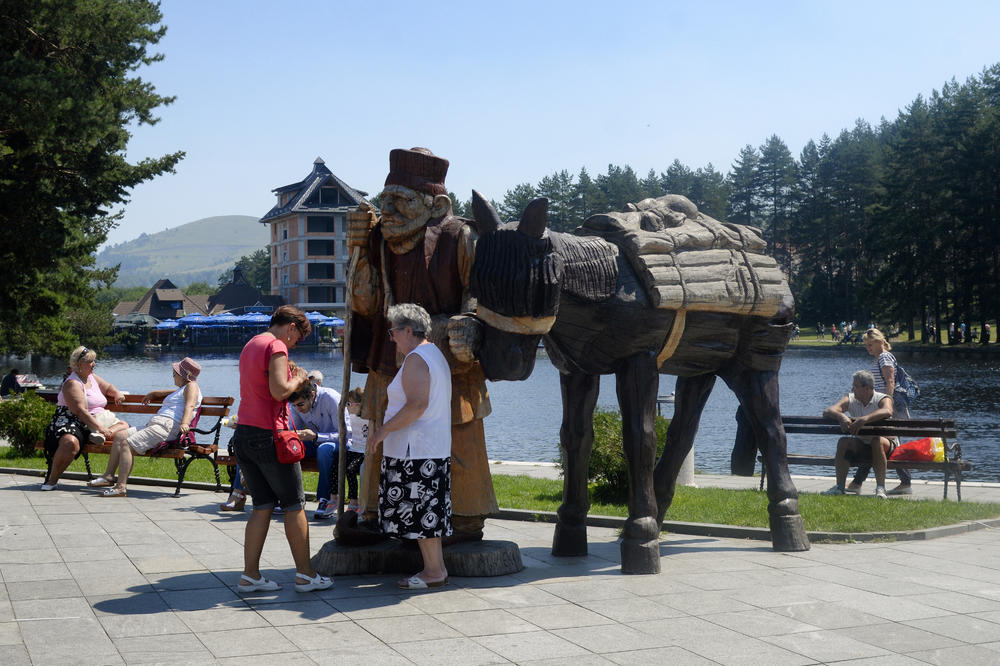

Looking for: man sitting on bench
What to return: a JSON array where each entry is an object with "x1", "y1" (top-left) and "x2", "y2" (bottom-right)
[{"x1": 821, "y1": 370, "x2": 896, "y2": 499}]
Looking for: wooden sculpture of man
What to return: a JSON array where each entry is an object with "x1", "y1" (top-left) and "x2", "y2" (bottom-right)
[{"x1": 346, "y1": 147, "x2": 497, "y2": 542}]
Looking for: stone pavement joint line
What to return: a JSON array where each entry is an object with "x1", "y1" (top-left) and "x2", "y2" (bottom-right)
[{"x1": 2, "y1": 471, "x2": 1000, "y2": 665}]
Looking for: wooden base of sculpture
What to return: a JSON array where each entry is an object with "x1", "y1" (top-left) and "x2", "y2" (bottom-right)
[{"x1": 311, "y1": 538, "x2": 524, "y2": 577}]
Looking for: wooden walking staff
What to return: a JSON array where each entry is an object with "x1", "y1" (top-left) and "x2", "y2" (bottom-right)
[{"x1": 337, "y1": 204, "x2": 374, "y2": 516}]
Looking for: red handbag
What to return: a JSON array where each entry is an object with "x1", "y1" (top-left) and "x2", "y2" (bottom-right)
[{"x1": 274, "y1": 405, "x2": 304, "y2": 464}]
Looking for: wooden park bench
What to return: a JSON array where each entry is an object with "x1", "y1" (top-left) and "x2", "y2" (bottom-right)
[
  {"x1": 36, "y1": 392, "x2": 234, "y2": 496},
  {"x1": 760, "y1": 416, "x2": 971, "y2": 501}
]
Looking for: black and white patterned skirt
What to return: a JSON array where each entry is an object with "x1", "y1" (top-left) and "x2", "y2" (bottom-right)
[{"x1": 378, "y1": 456, "x2": 452, "y2": 540}]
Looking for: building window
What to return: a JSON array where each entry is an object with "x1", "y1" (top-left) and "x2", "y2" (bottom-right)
[
  {"x1": 307, "y1": 216, "x2": 334, "y2": 233},
  {"x1": 282, "y1": 229, "x2": 288, "y2": 240},
  {"x1": 308, "y1": 286, "x2": 334, "y2": 303},
  {"x1": 307, "y1": 239, "x2": 335, "y2": 256},
  {"x1": 307, "y1": 263, "x2": 335, "y2": 279},
  {"x1": 319, "y1": 187, "x2": 339, "y2": 205}
]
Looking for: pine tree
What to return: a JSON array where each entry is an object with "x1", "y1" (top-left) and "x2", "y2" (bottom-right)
[{"x1": 0, "y1": 0, "x2": 183, "y2": 356}]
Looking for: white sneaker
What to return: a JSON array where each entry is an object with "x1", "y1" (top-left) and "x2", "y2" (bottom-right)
[
  {"x1": 40, "y1": 483, "x2": 57, "y2": 491},
  {"x1": 88, "y1": 431, "x2": 106, "y2": 446},
  {"x1": 313, "y1": 498, "x2": 335, "y2": 520},
  {"x1": 821, "y1": 485, "x2": 845, "y2": 495},
  {"x1": 875, "y1": 487, "x2": 888, "y2": 499}
]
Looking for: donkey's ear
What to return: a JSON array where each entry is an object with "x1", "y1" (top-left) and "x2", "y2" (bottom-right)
[
  {"x1": 471, "y1": 189, "x2": 501, "y2": 235},
  {"x1": 518, "y1": 197, "x2": 549, "y2": 239}
]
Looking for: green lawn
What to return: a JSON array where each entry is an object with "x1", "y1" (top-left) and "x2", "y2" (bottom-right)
[
  {"x1": 7, "y1": 449, "x2": 997, "y2": 533},
  {"x1": 492, "y1": 474, "x2": 1000, "y2": 533}
]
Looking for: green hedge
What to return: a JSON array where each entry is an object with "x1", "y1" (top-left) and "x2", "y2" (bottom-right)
[
  {"x1": 0, "y1": 391, "x2": 55, "y2": 456},
  {"x1": 560, "y1": 408, "x2": 670, "y2": 503}
]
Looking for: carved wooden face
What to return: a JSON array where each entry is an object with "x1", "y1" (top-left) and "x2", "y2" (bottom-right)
[{"x1": 380, "y1": 186, "x2": 433, "y2": 229}]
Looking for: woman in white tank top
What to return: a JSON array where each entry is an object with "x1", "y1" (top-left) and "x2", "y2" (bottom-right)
[{"x1": 368, "y1": 304, "x2": 452, "y2": 590}]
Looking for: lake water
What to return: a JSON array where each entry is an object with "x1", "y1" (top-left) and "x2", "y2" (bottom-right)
[{"x1": 21, "y1": 347, "x2": 1000, "y2": 481}]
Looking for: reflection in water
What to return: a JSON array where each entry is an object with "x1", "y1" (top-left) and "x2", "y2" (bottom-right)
[{"x1": 23, "y1": 348, "x2": 1000, "y2": 481}]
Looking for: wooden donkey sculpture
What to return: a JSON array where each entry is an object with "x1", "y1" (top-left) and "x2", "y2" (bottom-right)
[{"x1": 467, "y1": 191, "x2": 809, "y2": 574}]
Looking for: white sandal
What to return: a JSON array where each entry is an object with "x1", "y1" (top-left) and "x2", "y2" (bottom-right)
[
  {"x1": 294, "y1": 572, "x2": 333, "y2": 592},
  {"x1": 237, "y1": 574, "x2": 280, "y2": 592}
]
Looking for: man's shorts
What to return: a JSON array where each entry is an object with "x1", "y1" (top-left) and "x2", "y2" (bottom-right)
[{"x1": 126, "y1": 414, "x2": 179, "y2": 454}]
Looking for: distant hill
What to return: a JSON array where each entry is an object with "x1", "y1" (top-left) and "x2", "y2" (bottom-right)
[{"x1": 96, "y1": 215, "x2": 270, "y2": 288}]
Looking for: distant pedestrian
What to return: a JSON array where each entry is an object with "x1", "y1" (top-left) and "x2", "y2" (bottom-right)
[{"x1": 1, "y1": 368, "x2": 25, "y2": 396}]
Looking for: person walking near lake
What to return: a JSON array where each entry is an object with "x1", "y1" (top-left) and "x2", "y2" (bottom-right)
[
  {"x1": 87, "y1": 357, "x2": 202, "y2": 497},
  {"x1": 848, "y1": 328, "x2": 913, "y2": 495},
  {"x1": 231, "y1": 305, "x2": 332, "y2": 593}
]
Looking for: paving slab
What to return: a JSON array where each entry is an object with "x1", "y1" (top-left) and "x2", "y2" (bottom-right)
[{"x1": 2, "y1": 470, "x2": 1000, "y2": 664}]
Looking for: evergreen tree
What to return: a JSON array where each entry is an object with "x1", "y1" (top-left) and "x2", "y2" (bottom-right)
[
  {"x1": 661, "y1": 160, "x2": 694, "y2": 198},
  {"x1": 0, "y1": 0, "x2": 183, "y2": 357},
  {"x1": 639, "y1": 168, "x2": 663, "y2": 200},
  {"x1": 498, "y1": 183, "x2": 538, "y2": 221},
  {"x1": 727, "y1": 145, "x2": 761, "y2": 226},
  {"x1": 690, "y1": 163, "x2": 730, "y2": 220},
  {"x1": 218, "y1": 248, "x2": 271, "y2": 292},
  {"x1": 596, "y1": 164, "x2": 643, "y2": 211},
  {"x1": 536, "y1": 170, "x2": 575, "y2": 232},
  {"x1": 756, "y1": 135, "x2": 798, "y2": 275},
  {"x1": 570, "y1": 167, "x2": 607, "y2": 222}
]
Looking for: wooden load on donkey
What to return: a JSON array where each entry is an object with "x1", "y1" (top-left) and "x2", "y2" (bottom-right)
[{"x1": 580, "y1": 194, "x2": 790, "y2": 317}]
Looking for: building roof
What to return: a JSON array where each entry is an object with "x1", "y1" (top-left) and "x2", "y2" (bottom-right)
[
  {"x1": 154, "y1": 289, "x2": 185, "y2": 301},
  {"x1": 116, "y1": 279, "x2": 209, "y2": 319},
  {"x1": 259, "y1": 157, "x2": 369, "y2": 223}
]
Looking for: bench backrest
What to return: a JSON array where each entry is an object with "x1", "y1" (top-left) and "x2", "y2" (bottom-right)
[
  {"x1": 38, "y1": 391, "x2": 233, "y2": 417},
  {"x1": 782, "y1": 416, "x2": 957, "y2": 440}
]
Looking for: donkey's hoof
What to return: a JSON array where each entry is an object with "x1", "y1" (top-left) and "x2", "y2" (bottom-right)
[
  {"x1": 769, "y1": 513, "x2": 810, "y2": 552},
  {"x1": 770, "y1": 497, "x2": 800, "y2": 517},
  {"x1": 621, "y1": 537, "x2": 661, "y2": 574},
  {"x1": 552, "y1": 522, "x2": 588, "y2": 557},
  {"x1": 624, "y1": 516, "x2": 660, "y2": 541}
]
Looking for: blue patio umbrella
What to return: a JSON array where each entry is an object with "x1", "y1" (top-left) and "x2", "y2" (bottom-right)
[
  {"x1": 305, "y1": 311, "x2": 327, "y2": 323},
  {"x1": 177, "y1": 313, "x2": 210, "y2": 325},
  {"x1": 238, "y1": 312, "x2": 271, "y2": 325},
  {"x1": 155, "y1": 319, "x2": 180, "y2": 329},
  {"x1": 318, "y1": 316, "x2": 344, "y2": 327}
]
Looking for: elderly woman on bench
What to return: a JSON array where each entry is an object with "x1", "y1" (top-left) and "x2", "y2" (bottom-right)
[
  {"x1": 41, "y1": 346, "x2": 128, "y2": 491},
  {"x1": 87, "y1": 357, "x2": 203, "y2": 497}
]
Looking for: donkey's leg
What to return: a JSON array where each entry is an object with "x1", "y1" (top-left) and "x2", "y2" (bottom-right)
[
  {"x1": 552, "y1": 370, "x2": 600, "y2": 558},
  {"x1": 720, "y1": 367, "x2": 810, "y2": 552},
  {"x1": 653, "y1": 373, "x2": 716, "y2": 524},
  {"x1": 616, "y1": 352, "x2": 661, "y2": 574}
]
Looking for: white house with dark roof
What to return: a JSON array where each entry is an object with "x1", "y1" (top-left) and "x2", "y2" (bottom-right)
[{"x1": 259, "y1": 157, "x2": 368, "y2": 311}]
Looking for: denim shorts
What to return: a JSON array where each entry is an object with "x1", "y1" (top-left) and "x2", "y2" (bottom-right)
[{"x1": 232, "y1": 424, "x2": 304, "y2": 512}]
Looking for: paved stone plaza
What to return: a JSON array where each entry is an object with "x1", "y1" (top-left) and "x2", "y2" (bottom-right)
[{"x1": 2, "y1": 468, "x2": 1000, "y2": 665}]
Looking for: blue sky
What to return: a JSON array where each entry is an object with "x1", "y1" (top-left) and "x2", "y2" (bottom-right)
[{"x1": 112, "y1": 0, "x2": 1000, "y2": 246}]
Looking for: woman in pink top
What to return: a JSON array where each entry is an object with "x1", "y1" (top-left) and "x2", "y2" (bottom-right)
[
  {"x1": 42, "y1": 346, "x2": 128, "y2": 490},
  {"x1": 232, "y1": 305, "x2": 332, "y2": 594}
]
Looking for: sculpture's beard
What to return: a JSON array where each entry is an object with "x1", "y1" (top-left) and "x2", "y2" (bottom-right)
[{"x1": 381, "y1": 211, "x2": 430, "y2": 254}]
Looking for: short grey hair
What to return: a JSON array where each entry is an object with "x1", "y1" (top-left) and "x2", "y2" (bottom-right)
[
  {"x1": 852, "y1": 370, "x2": 875, "y2": 389},
  {"x1": 387, "y1": 303, "x2": 431, "y2": 339}
]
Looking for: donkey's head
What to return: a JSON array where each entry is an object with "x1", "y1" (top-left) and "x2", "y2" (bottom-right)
[{"x1": 470, "y1": 191, "x2": 562, "y2": 381}]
